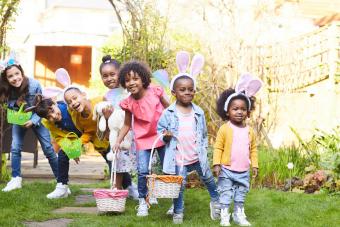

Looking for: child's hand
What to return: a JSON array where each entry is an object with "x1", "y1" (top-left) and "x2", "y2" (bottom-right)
[
  {"x1": 163, "y1": 130, "x2": 173, "y2": 143},
  {"x1": 112, "y1": 142, "x2": 120, "y2": 153},
  {"x1": 74, "y1": 157, "x2": 80, "y2": 164},
  {"x1": 213, "y1": 165, "x2": 221, "y2": 177},
  {"x1": 23, "y1": 120, "x2": 33, "y2": 128},
  {"x1": 252, "y1": 167, "x2": 258, "y2": 178},
  {"x1": 102, "y1": 106, "x2": 114, "y2": 120}
]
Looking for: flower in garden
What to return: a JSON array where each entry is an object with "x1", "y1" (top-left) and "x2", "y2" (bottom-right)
[{"x1": 287, "y1": 162, "x2": 294, "y2": 170}]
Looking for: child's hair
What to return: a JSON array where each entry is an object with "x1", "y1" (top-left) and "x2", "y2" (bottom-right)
[
  {"x1": 216, "y1": 88, "x2": 255, "y2": 121},
  {"x1": 172, "y1": 75, "x2": 195, "y2": 90},
  {"x1": 0, "y1": 64, "x2": 29, "y2": 103},
  {"x1": 118, "y1": 60, "x2": 151, "y2": 89},
  {"x1": 32, "y1": 94, "x2": 55, "y2": 118},
  {"x1": 99, "y1": 55, "x2": 120, "y2": 73},
  {"x1": 64, "y1": 86, "x2": 82, "y2": 94}
]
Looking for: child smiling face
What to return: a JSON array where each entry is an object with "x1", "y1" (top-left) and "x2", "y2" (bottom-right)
[
  {"x1": 5, "y1": 65, "x2": 24, "y2": 88},
  {"x1": 172, "y1": 77, "x2": 195, "y2": 106},
  {"x1": 101, "y1": 64, "x2": 119, "y2": 89},
  {"x1": 46, "y1": 104, "x2": 62, "y2": 123},
  {"x1": 64, "y1": 88, "x2": 87, "y2": 113},
  {"x1": 227, "y1": 99, "x2": 248, "y2": 126}
]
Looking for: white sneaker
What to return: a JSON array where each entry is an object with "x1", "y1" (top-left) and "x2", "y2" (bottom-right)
[
  {"x1": 128, "y1": 183, "x2": 138, "y2": 200},
  {"x1": 232, "y1": 208, "x2": 251, "y2": 226},
  {"x1": 2, "y1": 177, "x2": 22, "y2": 192},
  {"x1": 220, "y1": 208, "x2": 231, "y2": 226},
  {"x1": 173, "y1": 213, "x2": 183, "y2": 224},
  {"x1": 149, "y1": 197, "x2": 158, "y2": 205},
  {"x1": 210, "y1": 201, "x2": 221, "y2": 220},
  {"x1": 67, "y1": 187, "x2": 71, "y2": 195},
  {"x1": 166, "y1": 204, "x2": 174, "y2": 215},
  {"x1": 137, "y1": 198, "x2": 149, "y2": 217},
  {"x1": 46, "y1": 183, "x2": 69, "y2": 199}
]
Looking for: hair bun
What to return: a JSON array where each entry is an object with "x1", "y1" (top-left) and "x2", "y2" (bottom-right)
[{"x1": 102, "y1": 55, "x2": 112, "y2": 63}]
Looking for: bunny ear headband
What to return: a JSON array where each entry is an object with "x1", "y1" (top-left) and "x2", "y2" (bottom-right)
[
  {"x1": 0, "y1": 51, "x2": 20, "y2": 72},
  {"x1": 169, "y1": 51, "x2": 205, "y2": 91},
  {"x1": 224, "y1": 73, "x2": 263, "y2": 111},
  {"x1": 43, "y1": 68, "x2": 86, "y2": 99}
]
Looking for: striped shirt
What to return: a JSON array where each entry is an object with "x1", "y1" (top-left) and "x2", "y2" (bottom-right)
[{"x1": 176, "y1": 109, "x2": 198, "y2": 166}]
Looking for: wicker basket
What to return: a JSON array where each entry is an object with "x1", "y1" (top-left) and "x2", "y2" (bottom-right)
[
  {"x1": 146, "y1": 135, "x2": 184, "y2": 199},
  {"x1": 93, "y1": 151, "x2": 128, "y2": 213}
]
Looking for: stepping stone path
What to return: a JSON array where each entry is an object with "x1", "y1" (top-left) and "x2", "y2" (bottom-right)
[
  {"x1": 24, "y1": 218, "x2": 73, "y2": 227},
  {"x1": 52, "y1": 207, "x2": 98, "y2": 214},
  {"x1": 75, "y1": 194, "x2": 96, "y2": 205}
]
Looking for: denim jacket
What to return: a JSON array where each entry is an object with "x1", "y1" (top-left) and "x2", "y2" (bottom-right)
[
  {"x1": 157, "y1": 102, "x2": 209, "y2": 175},
  {"x1": 8, "y1": 78, "x2": 42, "y2": 126}
]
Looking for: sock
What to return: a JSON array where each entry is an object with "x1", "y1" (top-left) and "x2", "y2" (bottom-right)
[{"x1": 234, "y1": 202, "x2": 243, "y2": 212}]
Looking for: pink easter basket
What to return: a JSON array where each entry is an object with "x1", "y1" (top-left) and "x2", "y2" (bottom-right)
[{"x1": 93, "y1": 152, "x2": 128, "y2": 212}]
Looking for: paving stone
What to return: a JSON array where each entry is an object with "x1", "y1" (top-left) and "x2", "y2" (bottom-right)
[
  {"x1": 75, "y1": 194, "x2": 95, "y2": 205},
  {"x1": 52, "y1": 207, "x2": 98, "y2": 214},
  {"x1": 24, "y1": 218, "x2": 73, "y2": 227},
  {"x1": 80, "y1": 188, "x2": 97, "y2": 193}
]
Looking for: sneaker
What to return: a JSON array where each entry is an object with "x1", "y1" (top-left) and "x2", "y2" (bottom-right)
[
  {"x1": 173, "y1": 213, "x2": 183, "y2": 224},
  {"x1": 149, "y1": 197, "x2": 158, "y2": 205},
  {"x1": 232, "y1": 208, "x2": 251, "y2": 226},
  {"x1": 46, "y1": 183, "x2": 69, "y2": 199},
  {"x1": 137, "y1": 198, "x2": 149, "y2": 217},
  {"x1": 220, "y1": 208, "x2": 231, "y2": 226},
  {"x1": 67, "y1": 187, "x2": 71, "y2": 195},
  {"x1": 2, "y1": 177, "x2": 22, "y2": 192},
  {"x1": 210, "y1": 201, "x2": 221, "y2": 220},
  {"x1": 128, "y1": 183, "x2": 138, "y2": 200},
  {"x1": 166, "y1": 204, "x2": 174, "y2": 215}
]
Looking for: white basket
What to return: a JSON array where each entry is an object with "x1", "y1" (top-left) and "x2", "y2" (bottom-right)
[
  {"x1": 94, "y1": 151, "x2": 128, "y2": 213},
  {"x1": 146, "y1": 135, "x2": 183, "y2": 199}
]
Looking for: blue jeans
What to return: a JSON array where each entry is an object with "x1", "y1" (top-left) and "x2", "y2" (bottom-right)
[
  {"x1": 217, "y1": 167, "x2": 250, "y2": 208},
  {"x1": 11, "y1": 124, "x2": 58, "y2": 178},
  {"x1": 57, "y1": 150, "x2": 69, "y2": 184},
  {"x1": 173, "y1": 161, "x2": 219, "y2": 214},
  {"x1": 137, "y1": 146, "x2": 165, "y2": 198}
]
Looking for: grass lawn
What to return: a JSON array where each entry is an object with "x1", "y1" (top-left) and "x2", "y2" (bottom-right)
[{"x1": 0, "y1": 182, "x2": 339, "y2": 227}]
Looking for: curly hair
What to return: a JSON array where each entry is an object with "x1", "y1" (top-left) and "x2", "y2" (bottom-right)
[
  {"x1": 99, "y1": 55, "x2": 120, "y2": 73},
  {"x1": 216, "y1": 88, "x2": 255, "y2": 121},
  {"x1": 118, "y1": 60, "x2": 151, "y2": 89},
  {"x1": 0, "y1": 64, "x2": 29, "y2": 103}
]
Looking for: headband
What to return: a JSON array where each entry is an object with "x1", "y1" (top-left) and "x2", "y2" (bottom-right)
[
  {"x1": 170, "y1": 51, "x2": 204, "y2": 91},
  {"x1": 224, "y1": 73, "x2": 263, "y2": 111}
]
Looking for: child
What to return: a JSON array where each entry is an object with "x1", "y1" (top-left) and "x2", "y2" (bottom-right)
[
  {"x1": 99, "y1": 55, "x2": 137, "y2": 198},
  {"x1": 157, "y1": 52, "x2": 220, "y2": 224},
  {"x1": 0, "y1": 60, "x2": 58, "y2": 192},
  {"x1": 113, "y1": 60, "x2": 169, "y2": 217},
  {"x1": 29, "y1": 95, "x2": 81, "y2": 198},
  {"x1": 213, "y1": 74, "x2": 262, "y2": 226},
  {"x1": 63, "y1": 87, "x2": 110, "y2": 160}
]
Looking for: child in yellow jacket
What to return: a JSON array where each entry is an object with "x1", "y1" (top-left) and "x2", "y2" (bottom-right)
[{"x1": 213, "y1": 74, "x2": 262, "y2": 227}]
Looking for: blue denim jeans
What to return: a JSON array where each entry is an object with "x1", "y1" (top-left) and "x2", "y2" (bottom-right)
[
  {"x1": 11, "y1": 124, "x2": 58, "y2": 178},
  {"x1": 217, "y1": 167, "x2": 250, "y2": 208},
  {"x1": 57, "y1": 150, "x2": 69, "y2": 184},
  {"x1": 173, "y1": 161, "x2": 219, "y2": 214},
  {"x1": 137, "y1": 146, "x2": 165, "y2": 198}
]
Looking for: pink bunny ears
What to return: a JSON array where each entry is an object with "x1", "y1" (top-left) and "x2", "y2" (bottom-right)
[
  {"x1": 42, "y1": 68, "x2": 85, "y2": 99},
  {"x1": 169, "y1": 51, "x2": 205, "y2": 91},
  {"x1": 224, "y1": 73, "x2": 263, "y2": 111}
]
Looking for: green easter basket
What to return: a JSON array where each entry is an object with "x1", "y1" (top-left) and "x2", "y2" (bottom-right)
[
  {"x1": 59, "y1": 132, "x2": 82, "y2": 159},
  {"x1": 6, "y1": 104, "x2": 32, "y2": 125}
]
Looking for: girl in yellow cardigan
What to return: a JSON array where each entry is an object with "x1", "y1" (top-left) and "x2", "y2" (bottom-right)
[{"x1": 213, "y1": 74, "x2": 262, "y2": 227}]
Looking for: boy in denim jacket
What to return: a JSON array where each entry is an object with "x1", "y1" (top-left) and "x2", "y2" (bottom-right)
[{"x1": 157, "y1": 75, "x2": 220, "y2": 224}]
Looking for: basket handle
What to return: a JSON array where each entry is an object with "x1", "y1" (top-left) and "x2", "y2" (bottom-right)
[
  {"x1": 110, "y1": 150, "x2": 118, "y2": 190},
  {"x1": 148, "y1": 134, "x2": 184, "y2": 175},
  {"x1": 64, "y1": 132, "x2": 79, "y2": 139},
  {"x1": 18, "y1": 103, "x2": 25, "y2": 113}
]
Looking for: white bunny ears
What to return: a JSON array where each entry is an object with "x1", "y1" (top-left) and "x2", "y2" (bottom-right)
[
  {"x1": 0, "y1": 51, "x2": 20, "y2": 72},
  {"x1": 42, "y1": 68, "x2": 85, "y2": 99},
  {"x1": 169, "y1": 51, "x2": 205, "y2": 91},
  {"x1": 224, "y1": 73, "x2": 263, "y2": 111}
]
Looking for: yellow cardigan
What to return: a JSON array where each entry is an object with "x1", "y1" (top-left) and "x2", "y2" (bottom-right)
[
  {"x1": 68, "y1": 97, "x2": 109, "y2": 152},
  {"x1": 42, "y1": 119, "x2": 70, "y2": 146},
  {"x1": 213, "y1": 122, "x2": 258, "y2": 168}
]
